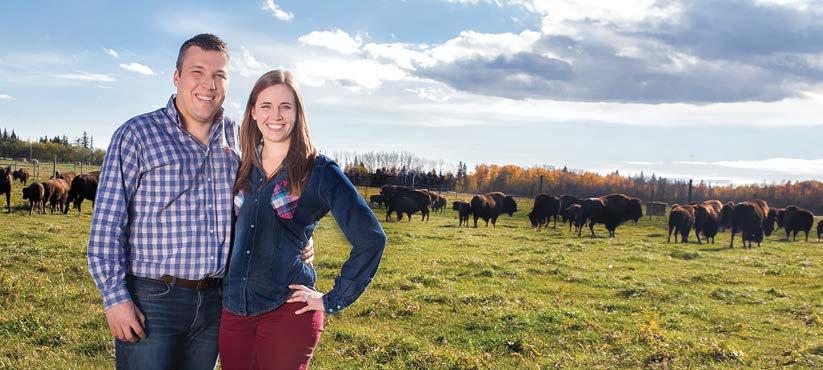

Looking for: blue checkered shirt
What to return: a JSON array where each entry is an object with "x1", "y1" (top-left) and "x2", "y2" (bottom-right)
[{"x1": 87, "y1": 96, "x2": 239, "y2": 309}]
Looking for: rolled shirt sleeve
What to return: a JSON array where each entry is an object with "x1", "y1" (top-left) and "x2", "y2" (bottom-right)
[
  {"x1": 87, "y1": 125, "x2": 142, "y2": 309},
  {"x1": 318, "y1": 162, "x2": 387, "y2": 314}
]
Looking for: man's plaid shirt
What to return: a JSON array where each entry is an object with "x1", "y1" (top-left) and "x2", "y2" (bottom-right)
[{"x1": 87, "y1": 96, "x2": 239, "y2": 309}]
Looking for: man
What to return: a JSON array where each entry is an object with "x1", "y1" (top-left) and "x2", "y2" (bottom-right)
[{"x1": 87, "y1": 34, "x2": 313, "y2": 369}]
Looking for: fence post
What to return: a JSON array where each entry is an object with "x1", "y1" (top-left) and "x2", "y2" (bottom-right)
[{"x1": 52, "y1": 156, "x2": 57, "y2": 178}]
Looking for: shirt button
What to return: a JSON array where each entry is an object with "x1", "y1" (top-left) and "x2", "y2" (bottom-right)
[
  {"x1": 246, "y1": 250, "x2": 250, "y2": 254},
  {"x1": 208, "y1": 178, "x2": 212, "y2": 182},
  {"x1": 209, "y1": 229, "x2": 214, "y2": 234},
  {"x1": 208, "y1": 204, "x2": 212, "y2": 208},
  {"x1": 337, "y1": 305, "x2": 341, "y2": 309},
  {"x1": 242, "y1": 277, "x2": 246, "y2": 281},
  {"x1": 250, "y1": 225, "x2": 255, "y2": 228},
  {"x1": 210, "y1": 256, "x2": 214, "y2": 260}
]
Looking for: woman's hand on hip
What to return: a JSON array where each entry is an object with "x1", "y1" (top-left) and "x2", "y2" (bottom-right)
[{"x1": 287, "y1": 284, "x2": 325, "y2": 314}]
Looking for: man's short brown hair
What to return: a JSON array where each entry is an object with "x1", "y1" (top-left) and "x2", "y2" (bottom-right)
[{"x1": 176, "y1": 33, "x2": 229, "y2": 71}]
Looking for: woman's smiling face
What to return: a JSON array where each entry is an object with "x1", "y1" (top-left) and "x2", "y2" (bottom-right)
[{"x1": 253, "y1": 83, "x2": 296, "y2": 146}]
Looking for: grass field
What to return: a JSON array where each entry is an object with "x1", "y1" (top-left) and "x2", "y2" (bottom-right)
[{"x1": 0, "y1": 184, "x2": 821, "y2": 369}]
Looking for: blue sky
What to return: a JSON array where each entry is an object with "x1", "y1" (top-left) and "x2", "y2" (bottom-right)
[{"x1": 2, "y1": 0, "x2": 823, "y2": 184}]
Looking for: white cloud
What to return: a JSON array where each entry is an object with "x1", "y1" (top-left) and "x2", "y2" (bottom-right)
[
  {"x1": 427, "y1": 30, "x2": 542, "y2": 64},
  {"x1": 0, "y1": 94, "x2": 15, "y2": 100},
  {"x1": 363, "y1": 43, "x2": 433, "y2": 70},
  {"x1": 678, "y1": 158, "x2": 823, "y2": 174},
  {"x1": 119, "y1": 62, "x2": 155, "y2": 75},
  {"x1": 262, "y1": 0, "x2": 294, "y2": 21},
  {"x1": 232, "y1": 47, "x2": 271, "y2": 78},
  {"x1": 298, "y1": 29, "x2": 363, "y2": 55},
  {"x1": 294, "y1": 58, "x2": 407, "y2": 90},
  {"x1": 54, "y1": 72, "x2": 116, "y2": 82},
  {"x1": 103, "y1": 48, "x2": 119, "y2": 58}
]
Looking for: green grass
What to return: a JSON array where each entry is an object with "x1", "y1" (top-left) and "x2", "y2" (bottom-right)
[{"x1": 0, "y1": 187, "x2": 821, "y2": 369}]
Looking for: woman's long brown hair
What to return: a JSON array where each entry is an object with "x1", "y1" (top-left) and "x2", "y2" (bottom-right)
[{"x1": 233, "y1": 70, "x2": 316, "y2": 195}]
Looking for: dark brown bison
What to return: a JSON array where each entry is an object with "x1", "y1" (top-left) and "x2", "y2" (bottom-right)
[
  {"x1": 381, "y1": 185, "x2": 411, "y2": 221},
  {"x1": 369, "y1": 194, "x2": 384, "y2": 209},
  {"x1": 668, "y1": 205, "x2": 695, "y2": 243},
  {"x1": 452, "y1": 201, "x2": 472, "y2": 227},
  {"x1": 389, "y1": 189, "x2": 431, "y2": 222},
  {"x1": 470, "y1": 192, "x2": 518, "y2": 227},
  {"x1": 719, "y1": 202, "x2": 735, "y2": 231},
  {"x1": 12, "y1": 168, "x2": 30, "y2": 185},
  {"x1": 579, "y1": 194, "x2": 642, "y2": 237},
  {"x1": 45, "y1": 178, "x2": 70, "y2": 214},
  {"x1": 578, "y1": 198, "x2": 606, "y2": 237},
  {"x1": 528, "y1": 193, "x2": 560, "y2": 229},
  {"x1": 775, "y1": 208, "x2": 786, "y2": 230},
  {"x1": 565, "y1": 203, "x2": 584, "y2": 233},
  {"x1": 0, "y1": 166, "x2": 11, "y2": 213},
  {"x1": 559, "y1": 195, "x2": 581, "y2": 224},
  {"x1": 693, "y1": 204, "x2": 720, "y2": 244},
  {"x1": 22, "y1": 182, "x2": 45, "y2": 215},
  {"x1": 65, "y1": 173, "x2": 99, "y2": 214},
  {"x1": 431, "y1": 194, "x2": 447, "y2": 213},
  {"x1": 729, "y1": 200, "x2": 769, "y2": 248},
  {"x1": 817, "y1": 220, "x2": 823, "y2": 242},
  {"x1": 781, "y1": 206, "x2": 814, "y2": 241}
]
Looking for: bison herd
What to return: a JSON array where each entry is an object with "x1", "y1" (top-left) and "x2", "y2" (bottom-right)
[
  {"x1": 375, "y1": 184, "x2": 823, "y2": 245},
  {"x1": 0, "y1": 167, "x2": 99, "y2": 215},
  {"x1": 667, "y1": 199, "x2": 822, "y2": 248}
]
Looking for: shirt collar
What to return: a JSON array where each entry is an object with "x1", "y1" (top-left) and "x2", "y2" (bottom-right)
[{"x1": 164, "y1": 94, "x2": 226, "y2": 146}]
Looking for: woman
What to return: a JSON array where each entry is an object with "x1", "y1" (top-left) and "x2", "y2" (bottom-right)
[{"x1": 218, "y1": 70, "x2": 386, "y2": 369}]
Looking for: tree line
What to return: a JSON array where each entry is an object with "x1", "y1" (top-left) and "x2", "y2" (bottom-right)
[{"x1": 0, "y1": 128, "x2": 105, "y2": 165}]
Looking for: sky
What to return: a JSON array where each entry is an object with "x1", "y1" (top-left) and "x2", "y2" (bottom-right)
[{"x1": 1, "y1": 0, "x2": 822, "y2": 185}]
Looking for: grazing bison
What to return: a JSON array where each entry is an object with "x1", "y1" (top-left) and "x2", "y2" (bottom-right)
[
  {"x1": 818, "y1": 220, "x2": 823, "y2": 242},
  {"x1": 45, "y1": 178, "x2": 70, "y2": 214},
  {"x1": 775, "y1": 208, "x2": 786, "y2": 230},
  {"x1": 65, "y1": 173, "x2": 99, "y2": 214},
  {"x1": 470, "y1": 192, "x2": 518, "y2": 227},
  {"x1": 693, "y1": 204, "x2": 720, "y2": 244},
  {"x1": 579, "y1": 194, "x2": 642, "y2": 237},
  {"x1": 668, "y1": 205, "x2": 695, "y2": 243},
  {"x1": 22, "y1": 182, "x2": 46, "y2": 215},
  {"x1": 559, "y1": 195, "x2": 581, "y2": 224},
  {"x1": 390, "y1": 189, "x2": 431, "y2": 222},
  {"x1": 781, "y1": 206, "x2": 814, "y2": 241},
  {"x1": 729, "y1": 200, "x2": 769, "y2": 248},
  {"x1": 528, "y1": 193, "x2": 561, "y2": 229},
  {"x1": 0, "y1": 166, "x2": 11, "y2": 212},
  {"x1": 452, "y1": 201, "x2": 472, "y2": 227},
  {"x1": 12, "y1": 168, "x2": 30, "y2": 185},
  {"x1": 381, "y1": 185, "x2": 411, "y2": 221},
  {"x1": 369, "y1": 194, "x2": 384, "y2": 209}
]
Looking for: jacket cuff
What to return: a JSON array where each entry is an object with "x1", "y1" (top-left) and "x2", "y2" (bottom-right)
[{"x1": 322, "y1": 276, "x2": 370, "y2": 314}]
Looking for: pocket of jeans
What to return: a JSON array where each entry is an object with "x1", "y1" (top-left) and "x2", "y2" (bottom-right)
[{"x1": 130, "y1": 278, "x2": 172, "y2": 298}]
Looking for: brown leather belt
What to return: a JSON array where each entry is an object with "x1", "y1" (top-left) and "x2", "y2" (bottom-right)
[{"x1": 130, "y1": 274, "x2": 221, "y2": 290}]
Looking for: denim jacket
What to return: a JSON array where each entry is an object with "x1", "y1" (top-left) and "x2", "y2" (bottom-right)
[{"x1": 222, "y1": 154, "x2": 386, "y2": 316}]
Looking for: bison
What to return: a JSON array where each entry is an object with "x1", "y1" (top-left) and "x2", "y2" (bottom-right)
[
  {"x1": 693, "y1": 204, "x2": 720, "y2": 244},
  {"x1": 389, "y1": 189, "x2": 431, "y2": 222},
  {"x1": 22, "y1": 182, "x2": 45, "y2": 215},
  {"x1": 369, "y1": 194, "x2": 384, "y2": 209},
  {"x1": 559, "y1": 195, "x2": 581, "y2": 224},
  {"x1": 579, "y1": 194, "x2": 642, "y2": 237},
  {"x1": 12, "y1": 167, "x2": 30, "y2": 185},
  {"x1": 719, "y1": 202, "x2": 735, "y2": 232},
  {"x1": 817, "y1": 219, "x2": 823, "y2": 242},
  {"x1": 0, "y1": 166, "x2": 11, "y2": 213},
  {"x1": 45, "y1": 178, "x2": 70, "y2": 214},
  {"x1": 780, "y1": 206, "x2": 814, "y2": 241},
  {"x1": 668, "y1": 205, "x2": 695, "y2": 243},
  {"x1": 528, "y1": 193, "x2": 561, "y2": 229},
  {"x1": 452, "y1": 201, "x2": 472, "y2": 227},
  {"x1": 578, "y1": 198, "x2": 607, "y2": 237},
  {"x1": 729, "y1": 200, "x2": 769, "y2": 248},
  {"x1": 565, "y1": 203, "x2": 584, "y2": 234},
  {"x1": 65, "y1": 172, "x2": 99, "y2": 214},
  {"x1": 53, "y1": 170, "x2": 77, "y2": 184},
  {"x1": 381, "y1": 185, "x2": 412, "y2": 221},
  {"x1": 431, "y1": 194, "x2": 448, "y2": 213},
  {"x1": 470, "y1": 192, "x2": 517, "y2": 227}
]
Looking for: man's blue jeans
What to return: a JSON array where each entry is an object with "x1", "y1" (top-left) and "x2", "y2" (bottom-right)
[{"x1": 115, "y1": 275, "x2": 222, "y2": 370}]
